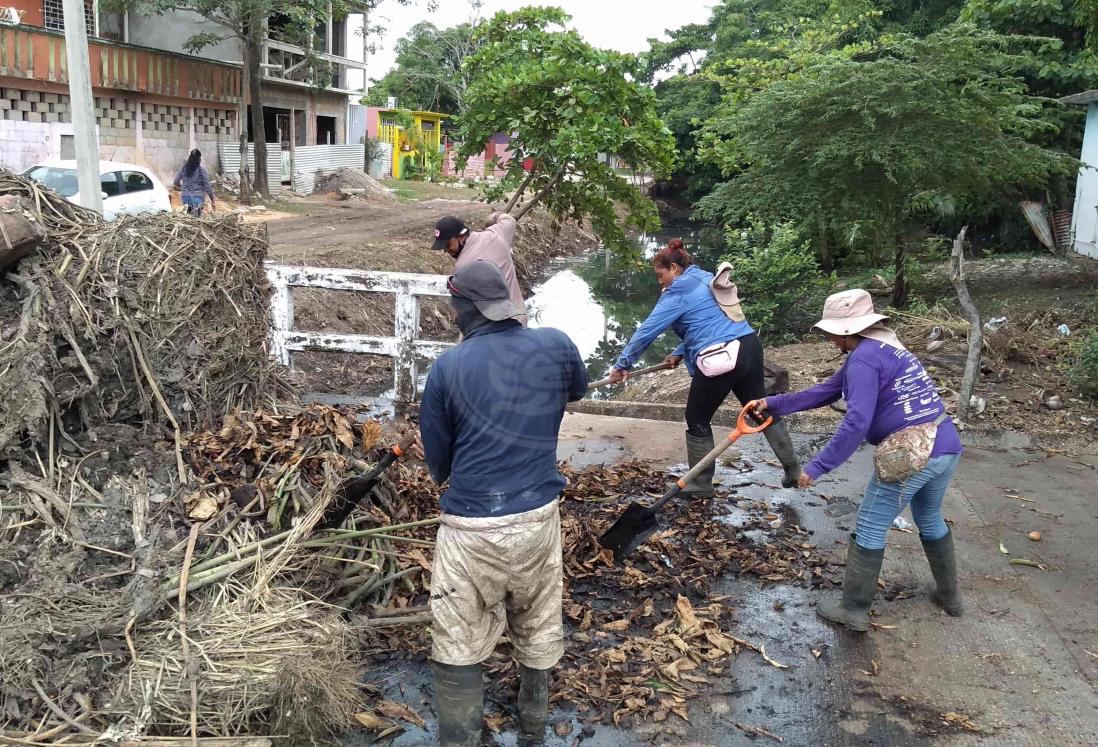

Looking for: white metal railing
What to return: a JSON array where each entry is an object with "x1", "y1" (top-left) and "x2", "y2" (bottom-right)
[{"x1": 266, "y1": 264, "x2": 453, "y2": 403}]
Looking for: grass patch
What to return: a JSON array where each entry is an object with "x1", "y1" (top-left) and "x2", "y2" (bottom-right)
[{"x1": 380, "y1": 179, "x2": 481, "y2": 202}]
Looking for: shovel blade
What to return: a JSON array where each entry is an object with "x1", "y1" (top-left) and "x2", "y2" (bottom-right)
[{"x1": 599, "y1": 502, "x2": 661, "y2": 561}]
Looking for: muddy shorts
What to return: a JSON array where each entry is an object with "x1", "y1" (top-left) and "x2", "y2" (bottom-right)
[{"x1": 430, "y1": 500, "x2": 564, "y2": 670}]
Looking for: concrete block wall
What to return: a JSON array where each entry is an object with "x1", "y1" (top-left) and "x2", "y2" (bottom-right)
[
  {"x1": 0, "y1": 85, "x2": 238, "y2": 184},
  {"x1": 1, "y1": 88, "x2": 72, "y2": 125}
]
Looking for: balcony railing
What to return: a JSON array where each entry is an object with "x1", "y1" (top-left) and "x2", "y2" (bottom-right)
[
  {"x1": 262, "y1": 39, "x2": 365, "y2": 95},
  {"x1": 0, "y1": 24, "x2": 241, "y2": 103}
]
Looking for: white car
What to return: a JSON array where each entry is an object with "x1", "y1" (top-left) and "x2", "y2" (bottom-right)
[{"x1": 22, "y1": 160, "x2": 172, "y2": 220}]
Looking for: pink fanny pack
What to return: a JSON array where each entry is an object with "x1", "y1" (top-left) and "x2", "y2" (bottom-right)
[{"x1": 695, "y1": 339, "x2": 740, "y2": 377}]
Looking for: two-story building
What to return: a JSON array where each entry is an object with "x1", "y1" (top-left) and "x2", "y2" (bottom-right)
[{"x1": 0, "y1": 0, "x2": 367, "y2": 184}]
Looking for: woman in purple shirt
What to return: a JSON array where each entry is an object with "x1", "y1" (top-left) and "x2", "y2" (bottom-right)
[{"x1": 749, "y1": 289, "x2": 963, "y2": 632}]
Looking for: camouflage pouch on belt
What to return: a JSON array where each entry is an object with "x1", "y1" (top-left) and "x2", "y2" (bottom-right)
[{"x1": 874, "y1": 413, "x2": 947, "y2": 483}]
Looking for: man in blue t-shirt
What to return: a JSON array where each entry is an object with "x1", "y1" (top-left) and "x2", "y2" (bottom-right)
[{"x1": 418, "y1": 259, "x2": 587, "y2": 747}]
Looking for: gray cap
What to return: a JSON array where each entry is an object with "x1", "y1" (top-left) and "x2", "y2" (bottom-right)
[{"x1": 447, "y1": 260, "x2": 524, "y2": 322}]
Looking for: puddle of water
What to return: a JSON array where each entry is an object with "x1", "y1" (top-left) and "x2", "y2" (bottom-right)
[{"x1": 526, "y1": 221, "x2": 726, "y2": 390}]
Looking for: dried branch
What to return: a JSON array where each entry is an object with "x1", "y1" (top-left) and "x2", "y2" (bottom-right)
[{"x1": 948, "y1": 226, "x2": 981, "y2": 422}]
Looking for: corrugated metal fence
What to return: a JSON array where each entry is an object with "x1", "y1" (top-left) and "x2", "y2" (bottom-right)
[
  {"x1": 291, "y1": 144, "x2": 366, "y2": 195},
  {"x1": 370, "y1": 141, "x2": 393, "y2": 181},
  {"x1": 217, "y1": 142, "x2": 284, "y2": 195}
]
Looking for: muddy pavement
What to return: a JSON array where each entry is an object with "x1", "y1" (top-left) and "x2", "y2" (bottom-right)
[{"x1": 360, "y1": 413, "x2": 1098, "y2": 746}]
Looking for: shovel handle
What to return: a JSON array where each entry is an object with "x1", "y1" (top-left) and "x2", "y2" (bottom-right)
[
  {"x1": 320, "y1": 429, "x2": 416, "y2": 529},
  {"x1": 648, "y1": 406, "x2": 773, "y2": 513},
  {"x1": 588, "y1": 361, "x2": 673, "y2": 390}
]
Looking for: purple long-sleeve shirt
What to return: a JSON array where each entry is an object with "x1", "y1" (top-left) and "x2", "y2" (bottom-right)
[{"x1": 766, "y1": 340, "x2": 962, "y2": 480}]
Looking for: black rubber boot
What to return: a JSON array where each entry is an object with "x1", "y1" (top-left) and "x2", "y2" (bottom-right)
[
  {"x1": 922, "y1": 530, "x2": 963, "y2": 617},
  {"x1": 817, "y1": 541, "x2": 885, "y2": 632},
  {"x1": 517, "y1": 664, "x2": 550, "y2": 747},
  {"x1": 761, "y1": 419, "x2": 801, "y2": 488},
  {"x1": 433, "y1": 661, "x2": 483, "y2": 747},
  {"x1": 683, "y1": 432, "x2": 716, "y2": 497}
]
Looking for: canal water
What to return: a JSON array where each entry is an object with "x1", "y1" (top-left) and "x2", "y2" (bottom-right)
[{"x1": 525, "y1": 220, "x2": 725, "y2": 389}]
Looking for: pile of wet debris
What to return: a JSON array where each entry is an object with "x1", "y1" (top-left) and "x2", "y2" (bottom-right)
[
  {"x1": 0, "y1": 170, "x2": 838, "y2": 744},
  {"x1": 352, "y1": 459, "x2": 840, "y2": 739},
  {"x1": 0, "y1": 170, "x2": 416, "y2": 744}
]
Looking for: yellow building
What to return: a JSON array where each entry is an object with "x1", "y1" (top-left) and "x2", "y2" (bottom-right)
[{"x1": 367, "y1": 108, "x2": 447, "y2": 179}]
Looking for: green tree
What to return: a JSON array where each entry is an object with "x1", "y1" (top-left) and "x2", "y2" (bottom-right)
[
  {"x1": 642, "y1": 1, "x2": 894, "y2": 203},
  {"x1": 454, "y1": 6, "x2": 677, "y2": 254},
  {"x1": 960, "y1": 0, "x2": 1098, "y2": 209},
  {"x1": 365, "y1": 20, "x2": 481, "y2": 114},
  {"x1": 698, "y1": 25, "x2": 1074, "y2": 307}
]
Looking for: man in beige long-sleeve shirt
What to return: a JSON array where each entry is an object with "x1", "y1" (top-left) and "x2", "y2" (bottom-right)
[{"x1": 431, "y1": 213, "x2": 528, "y2": 325}]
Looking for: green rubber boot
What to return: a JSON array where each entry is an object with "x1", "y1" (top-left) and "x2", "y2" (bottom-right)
[
  {"x1": 817, "y1": 540, "x2": 885, "y2": 632},
  {"x1": 683, "y1": 432, "x2": 716, "y2": 497},
  {"x1": 517, "y1": 664, "x2": 550, "y2": 747},
  {"x1": 922, "y1": 530, "x2": 963, "y2": 617},
  {"x1": 761, "y1": 418, "x2": 801, "y2": 489},
  {"x1": 433, "y1": 661, "x2": 483, "y2": 747}
]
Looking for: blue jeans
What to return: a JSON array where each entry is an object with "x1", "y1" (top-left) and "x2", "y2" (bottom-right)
[
  {"x1": 182, "y1": 195, "x2": 204, "y2": 216},
  {"x1": 855, "y1": 453, "x2": 961, "y2": 550}
]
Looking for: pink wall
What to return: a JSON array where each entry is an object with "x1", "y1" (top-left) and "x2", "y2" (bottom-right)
[{"x1": 366, "y1": 106, "x2": 382, "y2": 139}]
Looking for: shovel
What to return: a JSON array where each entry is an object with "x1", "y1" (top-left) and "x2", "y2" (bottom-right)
[
  {"x1": 587, "y1": 361, "x2": 673, "y2": 390},
  {"x1": 598, "y1": 405, "x2": 772, "y2": 561},
  {"x1": 318, "y1": 430, "x2": 416, "y2": 530}
]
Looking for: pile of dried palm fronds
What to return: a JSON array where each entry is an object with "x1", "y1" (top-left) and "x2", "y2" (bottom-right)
[
  {"x1": 123, "y1": 586, "x2": 366, "y2": 739},
  {"x1": 0, "y1": 169, "x2": 288, "y2": 461},
  {"x1": 0, "y1": 404, "x2": 434, "y2": 745}
]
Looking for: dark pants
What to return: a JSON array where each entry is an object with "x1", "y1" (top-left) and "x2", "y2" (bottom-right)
[{"x1": 685, "y1": 332, "x2": 768, "y2": 438}]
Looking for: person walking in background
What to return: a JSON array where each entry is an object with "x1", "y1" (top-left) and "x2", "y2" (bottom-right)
[
  {"x1": 173, "y1": 149, "x2": 216, "y2": 217},
  {"x1": 749, "y1": 289, "x2": 964, "y2": 632},
  {"x1": 607, "y1": 238, "x2": 802, "y2": 495},
  {"x1": 431, "y1": 212, "x2": 528, "y2": 325}
]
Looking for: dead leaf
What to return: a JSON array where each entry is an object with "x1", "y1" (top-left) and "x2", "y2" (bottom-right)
[
  {"x1": 602, "y1": 619, "x2": 631, "y2": 632},
  {"x1": 484, "y1": 713, "x2": 507, "y2": 733},
  {"x1": 859, "y1": 660, "x2": 881, "y2": 677},
  {"x1": 659, "y1": 657, "x2": 697, "y2": 681},
  {"x1": 999, "y1": 541, "x2": 1010, "y2": 555},
  {"x1": 941, "y1": 711, "x2": 981, "y2": 733},
  {"x1": 404, "y1": 548, "x2": 433, "y2": 572},
  {"x1": 1010, "y1": 558, "x2": 1048, "y2": 570},
  {"x1": 187, "y1": 494, "x2": 218, "y2": 521},
  {"x1": 353, "y1": 711, "x2": 395, "y2": 731},
  {"x1": 870, "y1": 623, "x2": 898, "y2": 630},
  {"x1": 811, "y1": 649, "x2": 822, "y2": 660},
  {"x1": 360, "y1": 420, "x2": 382, "y2": 452},
  {"x1": 675, "y1": 595, "x2": 699, "y2": 632},
  {"x1": 554, "y1": 721, "x2": 572, "y2": 737},
  {"x1": 376, "y1": 700, "x2": 425, "y2": 728}
]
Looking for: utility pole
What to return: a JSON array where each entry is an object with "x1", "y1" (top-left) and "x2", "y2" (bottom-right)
[{"x1": 62, "y1": 0, "x2": 103, "y2": 214}]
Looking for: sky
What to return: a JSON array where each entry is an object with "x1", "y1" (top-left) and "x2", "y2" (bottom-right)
[{"x1": 363, "y1": 0, "x2": 716, "y2": 85}]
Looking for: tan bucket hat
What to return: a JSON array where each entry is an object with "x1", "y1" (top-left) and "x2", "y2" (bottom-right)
[
  {"x1": 813, "y1": 289, "x2": 889, "y2": 336},
  {"x1": 710, "y1": 261, "x2": 746, "y2": 322}
]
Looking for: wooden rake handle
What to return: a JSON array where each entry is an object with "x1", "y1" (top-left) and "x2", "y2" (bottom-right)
[{"x1": 588, "y1": 361, "x2": 673, "y2": 390}]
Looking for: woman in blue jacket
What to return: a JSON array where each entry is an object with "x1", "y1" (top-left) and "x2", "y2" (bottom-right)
[{"x1": 608, "y1": 239, "x2": 800, "y2": 494}]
